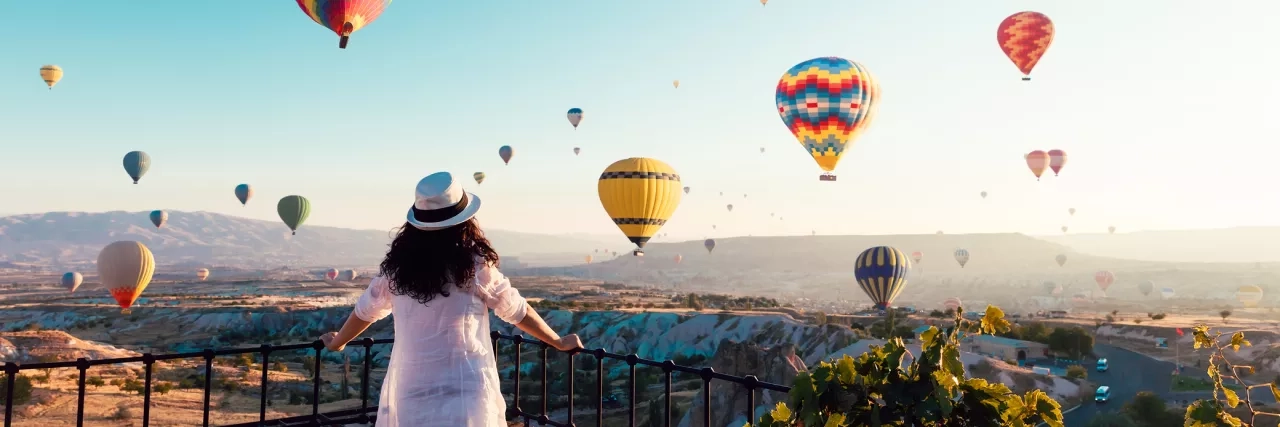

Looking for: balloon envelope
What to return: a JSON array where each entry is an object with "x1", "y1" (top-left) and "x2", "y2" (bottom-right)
[
  {"x1": 40, "y1": 65, "x2": 63, "y2": 89},
  {"x1": 1025, "y1": 150, "x2": 1049, "y2": 179},
  {"x1": 1237, "y1": 285, "x2": 1264, "y2": 307},
  {"x1": 234, "y1": 184, "x2": 253, "y2": 206},
  {"x1": 954, "y1": 249, "x2": 970, "y2": 267},
  {"x1": 123, "y1": 151, "x2": 151, "y2": 184},
  {"x1": 704, "y1": 239, "x2": 716, "y2": 253},
  {"x1": 277, "y1": 196, "x2": 312, "y2": 235},
  {"x1": 98, "y1": 241, "x2": 155, "y2": 313},
  {"x1": 1048, "y1": 149, "x2": 1068, "y2": 176},
  {"x1": 776, "y1": 57, "x2": 879, "y2": 180},
  {"x1": 295, "y1": 0, "x2": 392, "y2": 48},
  {"x1": 674, "y1": 254, "x2": 683, "y2": 264},
  {"x1": 567, "y1": 108, "x2": 583, "y2": 128},
  {"x1": 196, "y1": 268, "x2": 210, "y2": 280},
  {"x1": 1055, "y1": 254, "x2": 1067, "y2": 267},
  {"x1": 911, "y1": 251, "x2": 923, "y2": 264},
  {"x1": 149, "y1": 210, "x2": 168, "y2": 228},
  {"x1": 597, "y1": 158, "x2": 682, "y2": 254},
  {"x1": 996, "y1": 11, "x2": 1055, "y2": 79},
  {"x1": 942, "y1": 297, "x2": 961, "y2": 311},
  {"x1": 853, "y1": 246, "x2": 912, "y2": 310},
  {"x1": 473, "y1": 172, "x2": 486, "y2": 184},
  {"x1": 1095, "y1": 271, "x2": 1115, "y2": 291},
  {"x1": 326, "y1": 268, "x2": 339, "y2": 280},
  {"x1": 1139, "y1": 280, "x2": 1154, "y2": 296},
  {"x1": 62, "y1": 272, "x2": 83, "y2": 293},
  {"x1": 574, "y1": 147, "x2": 581, "y2": 156},
  {"x1": 585, "y1": 255, "x2": 593, "y2": 264},
  {"x1": 499, "y1": 146, "x2": 514, "y2": 165}
]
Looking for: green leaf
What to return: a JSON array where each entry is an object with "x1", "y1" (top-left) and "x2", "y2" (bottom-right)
[
  {"x1": 823, "y1": 413, "x2": 848, "y2": 427},
  {"x1": 769, "y1": 401, "x2": 791, "y2": 422},
  {"x1": 835, "y1": 354, "x2": 857, "y2": 385}
]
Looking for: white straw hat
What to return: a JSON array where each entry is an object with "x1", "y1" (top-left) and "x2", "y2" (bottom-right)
[{"x1": 405, "y1": 172, "x2": 482, "y2": 231}]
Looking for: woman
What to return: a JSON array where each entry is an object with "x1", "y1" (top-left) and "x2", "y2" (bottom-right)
[{"x1": 320, "y1": 172, "x2": 583, "y2": 426}]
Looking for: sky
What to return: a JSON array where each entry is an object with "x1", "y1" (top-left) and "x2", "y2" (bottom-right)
[{"x1": 2, "y1": 0, "x2": 1278, "y2": 241}]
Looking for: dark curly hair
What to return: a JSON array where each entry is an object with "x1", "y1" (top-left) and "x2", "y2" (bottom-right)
[{"x1": 379, "y1": 217, "x2": 500, "y2": 305}]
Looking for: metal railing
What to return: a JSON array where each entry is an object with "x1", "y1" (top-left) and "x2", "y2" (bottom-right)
[{"x1": 2, "y1": 331, "x2": 791, "y2": 427}]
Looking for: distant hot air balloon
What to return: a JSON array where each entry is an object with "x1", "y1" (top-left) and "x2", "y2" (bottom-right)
[
  {"x1": 196, "y1": 268, "x2": 210, "y2": 281},
  {"x1": 674, "y1": 254, "x2": 683, "y2": 264},
  {"x1": 683, "y1": 186, "x2": 690, "y2": 195},
  {"x1": 1061, "y1": 226, "x2": 1068, "y2": 233},
  {"x1": 598, "y1": 158, "x2": 682, "y2": 256},
  {"x1": 40, "y1": 65, "x2": 63, "y2": 90},
  {"x1": 326, "y1": 268, "x2": 339, "y2": 280},
  {"x1": 936, "y1": 231, "x2": 944, "y2": 235},
  {"x1": 743, "y1": 194, "x2": 748, "y2": 198},
  {"x1": 149, "y1": 210, "x2": 168, "y2": 229},
  {"x1": 954, "y1": 249, "x2": 970, "y2": 268},
  {"x1": 770, "y1": 213, "x2": 775, "y2": 217},
  {"x1": 760, "y1": 0, "x2": 767, "y2": 5},
  {"x1": 719, "y1": 192, "x2": 723, "y2": 196},
  {"x1": 1094, "y1": 271, "x2": 1115, "y2": 292},
  {"x1": 942, "y1": 297, "x2": 961, "y2": 311},
  {"x1": 672, "y1": 80, "x2": 680, "y2": 89},
  {"x1": 98, "y1": 241, "x2": 155, "y2": 315},
  {"x1": 473, "y1": 172, "x2": 486, "y2": 185},
  {"x1": 1068, "y1": 208, "x2": 1076, "y2": 216},
  {"x1": 996, "y1": 11, "x2": 1055, "y2": 81},
  {"x1": 123, "y1": 151, "x2": 151, "y2": 184},
  {"x1": 853, "y1": 246, "x2": 912, "y2": 310},
  {"x1": 726, "y1": 204, "x2": 733, "y2": 212},
  {"x1": 574, "y1": 147, "x2": 581, "y2": 156},
  {"x1": 1138, "y1": 280, "x2": 1154, "y2": 296},
  {"x1": 712, "y1": 225, "x2": 716, "y2": 230},
  {"x1": 1025, "y1": 150, "x2": 1049, "y2": 180},
  {"x1": 1043, "y1": 281, "x2": 1060, "y2": 296},
  {"x1": 1055, "y1": 254, "x2": 1067, "y2": 267},
  {"x1": 585, "y1": 255, "x2": 593, "y2": 264},
  {"x1": 1108, "y1": 226, "x2": 1116, "y2": 234},
  {"x1": 1048, "y1": 149, "x2": 1067, "y2": 176},
  {"x1": 1160, "y1": 287, "x2": 1175, "y2": 299},
  {"x1": 277, "y1": 195, "x2": 312, "y2": 235},
  {"x1": 234, "y1": 184, "x2": 253, "y2": 206},
  {"x1": 980, "y1": 191, "x2": 988, "y2": 199},
  {"x1": 62, "y1": 272, "x2": 83, "y2": 293},
  {"x1": 760, "y1": 147, "x2": 765, "y2": 154},
  {"x1": 911, "y1": 251, "x2": 923, "y2": 264},
  {"x1": 499, "y1": 146, "x2": 514, "y2": 165},
  {"x1": 295, "y1": 0, "x2": 392, "y2": 49},
  {"x1": 704, "y1": 239, "x2": 716, "y2": 253},
  {"x1": 567, "y1": 108, "x2": 584, "y2": 129},
  {"x1": 345, "y1": 269, "x2": 359, "y2": 281},
  {"x1": 1237, "y1": 285, "x2": 1264, "y2": 308},
  {"x1": 776, "y1": 57, "x2": 880, "y2": 181}
]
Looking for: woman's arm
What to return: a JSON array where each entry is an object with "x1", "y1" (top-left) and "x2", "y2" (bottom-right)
[
  {"x1": 320, "y1": 312, "x2": 374, "y2": 352},
  {"x1": 513, "y1": 303, "x2": 583, "y2": 352}
]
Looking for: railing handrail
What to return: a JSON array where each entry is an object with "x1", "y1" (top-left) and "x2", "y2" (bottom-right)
[{"x1": 3, "y1": 331, "x2": 791, "y2": 427}]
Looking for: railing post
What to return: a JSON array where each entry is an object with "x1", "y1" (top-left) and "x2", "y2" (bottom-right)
[
  {"x1": 593, "y1": 349, "x2": 604, "y2": 427},
  {"x1": 202, "y1": 349, "x2": 214, "y2": 427},
  {"x1": 743, "y1": 375, "x2": 759, "y2": 427},
  {"x1": 625, "y1": 354, "x2": 638, "y2": 427},
  {"x1": 258, "y1": 344, "x2": 272, "y2": 424},
  {"x1": 310, "y1": 341, "x2": 323, "y2": 421},
  {"x1": 4, "y1": 362, "x2": 17, "y2": 427},
  {"x1": 359, "y1": 337, "x2": 374, "y2": 423},
  {"x1": 661, "y1": 360, "x2": 674, "y2": 427},
  {"x1": 540, "y1": 344, "x2": 549, "y2": 417},
  {"x1": 512, "y1": 339, "x2": 523, "y2": 419},
  {"x1": 566, "y1": 350, "x2": 576, "y2": 426},
  {"x1": 142, "y1": 353, "x2": 155, "y2": 427},
  {"x1": 700, "y1": 367, "x2": 715, "y2": 427},
  {"x1": 76, "y1": 357, "x2": 88, "y2": 427}
]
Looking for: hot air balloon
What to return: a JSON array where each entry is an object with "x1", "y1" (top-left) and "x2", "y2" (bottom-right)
[
  {"x1": 674, "y1": 254, "x2": 683, "y2": 264},
  {"x1": 277, "y1": 195, "x2": 312, "y2": 235},
  {"x1": 776, "y1": 57, "x2": 880, "y2": 181},
  {"x1": 980, "y1": 191, "x2": 988, "y2": 199},
  {"x1": 123, "y1": 151, "x2": 151, "y2": 184},
  {"x1": 704, "y1": 239, "x2": 716, "y2": 253},
  {"x1": 726, "y1": 204, "x2": 733, "y2": 212},
  {"x1": 1055, "y1": 254, "x2": 1067, "y2": 267},
  {"x1": 853, "y1": 246, "x2": 912, "y2": 310},
  {"x1": 567, "y1": 108, "x2": 584, "y2": 129},
  {"x1": 1068, "y1": 208, "x2": 1076, "y2": 216},
  {"x1": 326, "y1": 268, "x2": 339, "y2": 280},
  {"x1": 574, "y1": 147, "x2": 581, "y2": 156},
  {"x1": 1237, "y1": 285, "x2": 1264, "y2": 308},
  {"x1": 598, "y1": 158, "x2": 682, "y2": 256},
  {"x1": 295, "y1": 0, "x2": 392, "y2": 49},
  {"x1": 743, "y1": 194, "x2": 748, "y2": 198},
  {"x1": 996, "y1": 12, "x2": 1055, "y2": 81},
  {"x1": 234, "y1": 184, "x2": 253, "y2": 206},
  {"x1": 98, "y1": 241, "x2": 155, "y2": 315},
  {"x1": 683, "y1": 186, "x2": 690, "y2": 195},
  {"x1": 770, "y1": 213, "x2": 775, "y2": 217},
  {"x1": 1094, "y1": 271, "x2": 1115, "y2": 292},
  {"x1": 62, "y1": 272, "x2": 83, "y2": 293},
  {"x1": 1061, "y1": 226, "x2": 1068, "y2": 233},
  {"x1": 954, "y1": 249, "x2": 970, "y2": 267},
  {"x1": 1108, "y1": 226, "x2": 1116, "y2": 234},
  {"x1": 942, "y1": 297, "x2": 961, "y2": 312},
  {"x1": 761, "y1": 0, "x2": 768, "y2": 5},
  {"x1": 499, "y1": 146, "x2": 514, "y2": 165},
  {"x1": 712, "y1": 225, "x2": 717, "y2": 230},
  {"x1": 760, "y1": 147, "x2": 766, "y2": 154},
  {"x1": 473, "y1": 172, "x2": 486, "y2": 185},
  {"x1": 936, "y1": 231, "x2": 944, "y2": 235},
  {"x1": 719, "y1": 192, "x2": 723, "y2": 196},
  {"x1": 40, "y1": 65, "x2": 63, "y2": 90},
  {"x1": 1025, "y1": 150, "x2": 1049, "y2": 180},
  {"x1": 345, "y1": 269, "x2": 360, "y2": 281},
  {"x1": 1048, "y1": 149, "x2": 1067, "y2": 176},
  {"x1": 585, "y1": 255, "x2": 593, "y2": 264},
  {"x1": 1160, "y1": 287, "x2": 1175, "y2": 299},
  {"x1": 149, "y1": 210, "x2": 168, "y2": 228},
  {"x1": 1139, "y1": 280, "x2": 1154, "y2": 296},
  {"x1": 196, "y1": 268, "x2": 210, "y2": 281},
  {"x1": 911, "y1": 251, "x2": 923, "y2": 264},
  {"x1": 1043, "y1": 281, "x2": 1060, "y2": 296},
  {"x1": 672, "y1": 80, "x2": 680, "y2": 89}
]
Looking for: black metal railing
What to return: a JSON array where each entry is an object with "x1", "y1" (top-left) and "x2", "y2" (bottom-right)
[{"x1": 3, "y1": 331, "x2": 791, "y2": 427}]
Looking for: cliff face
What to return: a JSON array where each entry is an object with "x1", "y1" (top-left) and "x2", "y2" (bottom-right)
[{"x1": 676, "y1": 339, "x2": 806, "y2": 427}]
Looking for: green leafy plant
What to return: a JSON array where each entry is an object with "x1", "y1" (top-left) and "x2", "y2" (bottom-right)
[
  {"x1": 1183, "y1": 325, "x2": 1280, "y2": 426},
  {"x1": 752, "y1": 305, "x2": 1064, "y2": 427}
]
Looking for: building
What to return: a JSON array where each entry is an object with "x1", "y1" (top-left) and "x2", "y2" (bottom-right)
[{"x1": 963, "y1": 335, "x2": 1050, "y2": 362}]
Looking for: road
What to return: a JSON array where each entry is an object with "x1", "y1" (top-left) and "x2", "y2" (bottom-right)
[{"x1": 1063, "y1": 344, "x2": 1176, "y2": 426}]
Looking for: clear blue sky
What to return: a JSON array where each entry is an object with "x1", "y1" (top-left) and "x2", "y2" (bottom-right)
[{"x1": 2, "y1": 0, "x2": 1277, "y2": 241}]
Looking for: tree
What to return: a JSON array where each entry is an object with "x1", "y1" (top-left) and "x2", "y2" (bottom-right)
[
  {"x1": 154, "y1": 382, "x2": 174, "y2": 395},
  {"x1": 1219, "y1": 309, "x2": 1232, "y2": 323},
  {"x1": 929, "y1": 310, "x2": 945, "y2": 319},
  {"x1": 1085, "y1": 413, "x2": 1137, "y2": 427},
  {"x1": 753, "y1": 306, "x2": 1065, "y2": 426},
  {"x1": 1047, "y1": 327, "x2": 1094, "y2": 360},
  {"x1": 1121, "y1": 391, "x2": 1181, "y2": 427},
  {"x1": 0, "y1": 375, "x2": 33, "y2": 405},
  {"x1": 1183, "y1": 325, "x2": 1280, "y2": 425},
  {"x1": 813, "y1": 311, "x2": 828, "y2": 326},
  {"x1": 1065, "y1": 365, "x2": 1087, "y2": 380},
  {"x1": 86, "y1": 376, "x2": 106, "y2": 389},
  {"x1": 272, "y1": 361, "x2": 288, "y2": 373}
]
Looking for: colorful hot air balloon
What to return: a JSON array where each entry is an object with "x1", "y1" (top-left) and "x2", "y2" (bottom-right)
[
  {"x1": 196, "y1": 268, "x2": 210, "y2": 281},
  {"x1": 1048, "y1": 149, "x2": 1067, "y2": 176},
  {"x1": 585, "y1": 254, "x2": 593, "y2": 264},
  {"x1": 1139, "y1": 280, "x2": 1154, "y2": 296},
  {"x1": 277, "y1": 195, "x2": 312, "y2": 235},
  {"x1": 760, "y1": 0, "x2": 768, "y2": 5},
  {"x1": 295, "y1": 0, "x2": 392, "y2": 49},
  {"x1": 1094, "y1": 271, "x2": 1115, "y2": 292},
  {"x1": 672, "y1": 80, "x2": 680, "y2": 89},
  {"x1": 567, "y1": 108, "x2": 584, "y2": 129},
  {"x1": 1108, "y1": 226, "x2": 1116, "y2": 234},
  {"x1": 234, "y1": 184, "x2": 253, "y2": 206},
  {"x1": 473, "y1": 172, "x2": 486, "y2": 185},
  {"x1": 704, "y1": 239, "x2": 716, "y2": 253},
  {"x1": 62, "y1": 272, "x2": 83, "y2": 293},
  {"x1": 942, "y1": 297, "x2": 961, "y2": 312},
  {"x1": 574, "y1": 147, "x2": 581, "y2": 156},
  {"x1": 345, "y1": 269, "x2": 360, "y2": 281},
  {"x1": 674, "y1": 254, "x2": 683, "y2": 264},
  {"x1": 1160, "y1": 287, "x2": 1175, "y2": 299},
  {"x1": 1237, "y1": 285, "x2": 1264, "y2": 308},
  {"x1": 726, "y1": 204, "x2": 733, "y2": 212},
  {"x1": 954, "y1": 249, "x2": 970, "y2": 268},
  {"x1": 598, "y1": 158, "x2": 682, "y2": 256},
  {"x1": 996, "y1": 12, "x2": 1055, "y2": 81},
  {"x1": 123, "y1": 151, "x2": 151, "y2": 184},
  {"x1": 1055, "y1": 254, "x2": 1067, "y2": 267},
  {"x1": 683, "y1": 186, "x2": 690, "y2": 195},
  {"x1": 776, "y1": 57, "x2": 880, "y2": 181},
  {"x1": 149, "y1": 210, "x2": 168, "y2": 229},
  {"x1": 1068, "y1": 208, "x2": 1076, "y2": 216},
  {"x1": 40, "y1": 65, "x2": 63, "y2": 90},
  {"x1": 853, "y1": 246, "x2": 912, "y2": 310},
  {"x1": 499, "y1": 146, "x2": 513, "y2": 165},
  {"x1": 1025, "y1": 150, "x2": 1049, "y2": 180},
  {"x1": 98, "y1": 241, "x2": 155, "y2": 315},
  {"x1": 326, "y1": 268, "x2": 339, "y2": 280},
  {"x1": 911, "y1": 251, "x2": 923, "y2": 264},
  {"x1": 980, "y1": 191, "x2": 988, "y2": 199}
]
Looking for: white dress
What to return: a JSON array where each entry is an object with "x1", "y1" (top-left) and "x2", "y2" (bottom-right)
[{"x1": 353, "y1": 261, "x2": 528, "y2": 427}]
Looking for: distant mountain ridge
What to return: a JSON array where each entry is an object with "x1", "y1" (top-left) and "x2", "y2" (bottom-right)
[
  {"x1": 1040, "y1": 226, "x2": 1280, "y2": 263},
  {"x1": 0, "y1": 211, "x2": 625, "y2": 268}
]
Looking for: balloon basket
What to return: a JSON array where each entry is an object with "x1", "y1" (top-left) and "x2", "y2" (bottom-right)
[
  {"x1": 121, "y1": 308, "x2": 132, "y2": 315},
  {"x1": 1022, "y1": 77, "x2": 1031, "y2": 81},
  {"x1": 819, "y1": 173, "x2": 836, "y2": 182},
  {"x1": 339, "y1": 36, "x2": 350, "y2": 49},
  {"x1": 633, "y1": 249, "x2": 645, "y2": 257}
]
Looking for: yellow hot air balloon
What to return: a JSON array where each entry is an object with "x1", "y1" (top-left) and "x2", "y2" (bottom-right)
[
  {"x1": 40, "y1": 65, "x2": 63, "y2": 90},
  {"x1": 1237, "y1": 285, "x2": 1264, "y2": 308},
  {"x1": 598, "y1": 158, "x2": 682, "y2": 256},
  {"x1": 585, "y1": 255, "x2": 593, "y2": 264},
  {"x1": 97, "y1": 241, "x2": 156, "y2": 315},
  {"x1": 196, "y1": 268, "x2": 210, "y2": 281},
  {"x1": 672, "y1": 80, "x2": 680, "y2": 89}
]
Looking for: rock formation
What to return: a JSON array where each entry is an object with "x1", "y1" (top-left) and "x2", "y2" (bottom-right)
[{"x1": 677, "y1": 338, "x2": 806, "y2": 427}]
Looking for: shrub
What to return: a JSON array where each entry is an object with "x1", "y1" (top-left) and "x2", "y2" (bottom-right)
[
  {"x1": 1066, "y1": 365, "x2": 1088, "y2": 380},
  {"x1": 0, "y1": 375, "x2": 34, "y2": 405},
  {"x1": 86, "y1": 376, "x2": 105, "y2": 388},
  {"x1": 111, "y1": 404, "x2": 133, "y2": 421},
  {"x1": 154, "y1": 382, "x2": 174, "y2": 395},
  {"x1": 272, "y1": 361, "x2": 288, "y2": 373}
]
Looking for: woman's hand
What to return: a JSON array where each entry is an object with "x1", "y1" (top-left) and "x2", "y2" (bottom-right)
[
  {"x1": 319, "y1": 332, "x2": 346, "y2": 352},
  {"x1": 553, "y1": 334, "x2": 584, "y2": 352}
]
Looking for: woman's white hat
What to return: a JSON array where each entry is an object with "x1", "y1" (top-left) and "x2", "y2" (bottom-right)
[{"x1": 405, "y1": 172, "x2": 482, "y2": 231}]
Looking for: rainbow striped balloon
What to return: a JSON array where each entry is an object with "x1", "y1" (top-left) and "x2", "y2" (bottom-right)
[
  {"x1": 296, "y1": 0, "x2": 392, "y2": 48},
  {"x1": 775, "y1": 57, "x2": 879, "y2": 180}
]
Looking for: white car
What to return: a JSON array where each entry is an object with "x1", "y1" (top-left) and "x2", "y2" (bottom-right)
[
  {"x1": 1095, "y1": 386, "x2": 1111, "y2": 403},
  {"x1": 1096, "y1": 358, "x2": 1109, "y2": 372}
]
